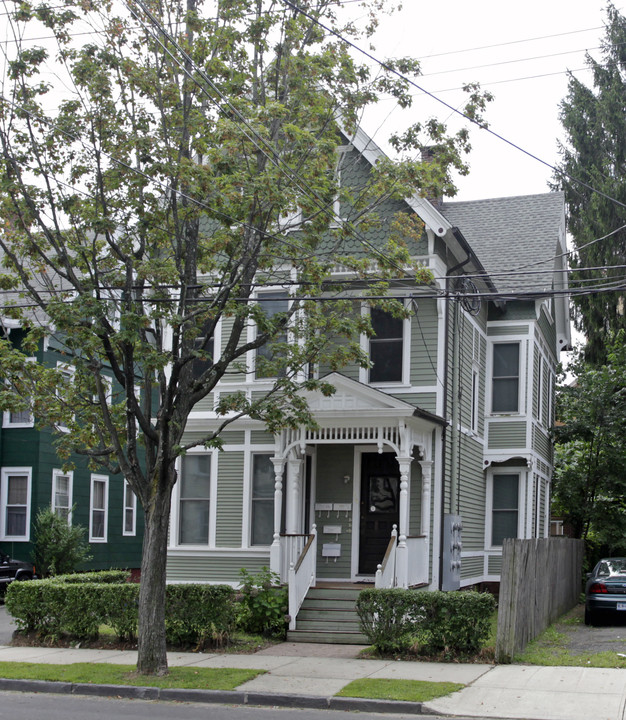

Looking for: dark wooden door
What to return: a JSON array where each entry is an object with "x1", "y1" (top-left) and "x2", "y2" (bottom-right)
[{"x1": 358, "y1": 452, "x2": 400, "y2": 575}]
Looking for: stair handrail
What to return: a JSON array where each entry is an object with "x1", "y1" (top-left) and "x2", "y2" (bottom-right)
[
  {"x1": 375, "y1": 524, "x2": 398, "y2": 588},
  {"x1": 288, "y1": 524, "x2": 317, "y2": 631}
]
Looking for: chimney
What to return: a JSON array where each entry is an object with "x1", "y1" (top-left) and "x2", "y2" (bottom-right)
[{"x1": 420, "y1": 146, "x2": 443, "y2": 210}]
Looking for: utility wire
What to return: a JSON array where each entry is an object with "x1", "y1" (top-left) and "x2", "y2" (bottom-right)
[{"x1": 281, "y1": 0, "x2": 626, "y2": 215}]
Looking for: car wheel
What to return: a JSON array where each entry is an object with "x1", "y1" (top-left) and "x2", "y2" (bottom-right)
[
  {"x1": 584, "y1": 607, "x2": 595, "y2": 626},
  {"x1": 15, "y1": 574, "x2": 32, "y2": 582}
]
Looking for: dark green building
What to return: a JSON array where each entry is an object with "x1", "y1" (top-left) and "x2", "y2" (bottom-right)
[{"x1": 0, "y1": 325, "x2": 144, "y2": 572}]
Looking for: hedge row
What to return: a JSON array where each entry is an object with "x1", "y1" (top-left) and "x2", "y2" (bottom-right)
[
  {"x1": 6, "y1": 574, "x2": 236, "y2": 647},
  {"x1": 356, "y1": 588, "x2": 496, "y2": 656}
]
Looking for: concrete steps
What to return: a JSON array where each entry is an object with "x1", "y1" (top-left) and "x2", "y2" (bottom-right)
[{"x1": 287, "y1": 585, "x2": 371, "y2": 645}]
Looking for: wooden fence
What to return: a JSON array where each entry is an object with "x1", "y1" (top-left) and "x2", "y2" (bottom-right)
[{"x1": 495, "y1": 537, "x2": 584, "y2": 663}]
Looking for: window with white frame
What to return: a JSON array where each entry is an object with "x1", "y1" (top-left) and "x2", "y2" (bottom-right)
[
  {"x1": 471, "y1": 368, "x2": 479, "y2": 433},
  {"x1": 255, "y1": 291, "x2": 289, "y2": 379},
  {"x1": 491, "y1": 473, "x2": 519, "y2": 546},
  {"x1": 56, "y1": 362, "x2": 75, "y2": 431},
  {"x1": 369, "y1": 307, "x2": 404, "y2": 383},
  {"x1": 191, "y1": 319, "x2": 215, "y2": 380},
  {"x1": 251, "y1": 454, "x2": 274, "y2": 546},
  {"x1": 122, "y1": 479, "x2": 136, "y2": 536},
  {"x1": 52, "y1": 469, "x2": 73, "y2": 523},
  {"x1": 2, "y1": 357, "x2": 35, "y2": 428},
  {"x1": 178, "y1": 454, "x2": 211, "y2": 545},
  {"x1": 491, "y1": 343, "x2": 520, "y2": 413},
  {"x1": 89, "y1": 474, "x2": 108, "y2": 542},
  {"x1": 0, "y1": 468, "x2": 31, "y2": 540}
]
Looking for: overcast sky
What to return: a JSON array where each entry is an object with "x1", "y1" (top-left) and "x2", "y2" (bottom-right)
[{"x1": 360, "y1": 0, "x2": 623, "y2": 202}]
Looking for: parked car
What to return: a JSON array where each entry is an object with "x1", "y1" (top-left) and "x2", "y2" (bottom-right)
[
  {"x1": 585, "y1": 557, "x2": 626, "y2": 625},
  {"x1": 0, "y1": 552, "x2": 36, "y2": 595}
]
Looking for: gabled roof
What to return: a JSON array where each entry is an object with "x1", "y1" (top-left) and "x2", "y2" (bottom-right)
[
  {"x1": 440, "y1": 193, "x2": 567, "y2": 295},
  {"x1": 303, "y1": 372, "x2": 446, "y2": 431}
]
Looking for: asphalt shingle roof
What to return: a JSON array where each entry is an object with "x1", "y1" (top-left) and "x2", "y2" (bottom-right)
[{"x1": 440, "y1": 192, "x2": 565, "y2": 294}]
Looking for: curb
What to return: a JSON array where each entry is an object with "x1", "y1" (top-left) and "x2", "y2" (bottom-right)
[{"x1": 0, "y1": 678, "x2": 425, "y2": 714}]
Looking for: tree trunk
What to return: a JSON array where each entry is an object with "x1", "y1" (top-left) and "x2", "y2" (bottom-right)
[{"x1": 136, "y1": 487, "x2": 171, "y2": 675}]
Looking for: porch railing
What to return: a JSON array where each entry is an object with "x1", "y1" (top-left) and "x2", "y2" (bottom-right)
[
  {"x1": 375, "y1": 524, "x2": 398, "y2": 588},
  {"x1": 287, "y1": 525, "x2": 317, "y2": 630},
  {"x1": 280, "y1": 533, "x2": 308, "y2": 583}
]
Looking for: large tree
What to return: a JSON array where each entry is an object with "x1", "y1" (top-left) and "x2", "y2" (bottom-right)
[
  {"x1": 0, "y1": 0, "x2": 488, "y2": 674},
  {"x1": 553, "y1": 4, "x2": 626, "y2": 364},
  {"x1": 553, "y1": 333, "x2": 626, "y2": 552}
]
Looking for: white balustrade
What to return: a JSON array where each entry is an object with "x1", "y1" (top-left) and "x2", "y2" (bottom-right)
[
  {"x1": 375, "y1": 525, "x2": 398, "y2": 588},
  {"x1": 287, "y1": 525, "x2": 317, "y2": 630}
]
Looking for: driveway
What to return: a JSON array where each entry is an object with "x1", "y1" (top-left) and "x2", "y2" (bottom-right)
[
  {"x1": 529, "y1": 604, "x2": 626, "y2": 658},
  {"x1": 0, "y1": 605, "x2": 16, "y2": 645}
]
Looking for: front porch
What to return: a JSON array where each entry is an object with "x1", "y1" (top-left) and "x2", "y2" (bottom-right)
[{"x1": 265, "y1": 374, "x2": 444, "y2": 631}]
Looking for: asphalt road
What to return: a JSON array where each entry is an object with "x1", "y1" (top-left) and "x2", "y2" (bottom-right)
[{"x1": 0, "y1": 692, "x2": 488, "y2": 720}]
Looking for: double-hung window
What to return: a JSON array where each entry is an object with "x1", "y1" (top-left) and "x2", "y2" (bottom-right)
[
  {"x1": 2, "y1": 357, "x2": 35, "y2": 428},
  {"x1": 123, "y1": 480, "x2": 137, "y2": 536},
  {"x1": 369, "y1": 308, "x2": 404, "y2": 383},
  {"x1": 178, "y1": 454, "x2": 211, "y2": 545},
  {"x1": 491, "y1": 343, "x2": 520, "y2": 413},
  {"x1": 191, "y1": 319, "x2": 215, "y2": 380},
  {"x1": 52, "y1": 469, "x2": 73, "y2": 523},
  {"x1": 1, "y1": 468, "x2": 31, "y2": 540},
  {"x1": 89, "y1": 475, "x2": 108, "y2": 542},
  {"x1": 491, "y1": 473, "x2": 519, "y2": 546},
  {"x1": 255, "y1": 292, "x2": 289, "y2": 379},
  {"x1": 250, "y1": 454, "x2": 274, "y2": 546}
]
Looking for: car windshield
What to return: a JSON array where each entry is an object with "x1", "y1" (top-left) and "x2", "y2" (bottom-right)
[{"x1": 596, "y1": 559, "x2": 626, "y2": 577}]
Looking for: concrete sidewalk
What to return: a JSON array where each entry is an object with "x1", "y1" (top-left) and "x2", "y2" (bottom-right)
[{"x1": 0, "y1": 641, "x2": 623, "y2": 719}]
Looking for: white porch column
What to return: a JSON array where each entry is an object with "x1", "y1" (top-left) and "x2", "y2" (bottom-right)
[
  {"x1": 285, "y1": 455, "x2": 303, "y2": 534},
  {"x1": 395, "y1": 456, "x2": 413, "y2": 588},
  {"x1": 269, "y1": 457, "x2": 286, "y2": 576}
]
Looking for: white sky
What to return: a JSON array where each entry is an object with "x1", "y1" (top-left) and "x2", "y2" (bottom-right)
[{"x1": 361, "y1": 0, "x2": 623, "y2": 202}]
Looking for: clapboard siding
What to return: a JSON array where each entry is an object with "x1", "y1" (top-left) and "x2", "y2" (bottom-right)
[{"x1": 215, "y1": 452, "x2": 244, "y2": 547}]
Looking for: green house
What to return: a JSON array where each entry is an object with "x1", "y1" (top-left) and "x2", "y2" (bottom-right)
[
  {"x1": 166, "y1": 127, "x2": 570, "y2": 636},
  {"x1": 0, "y1": 326, "x2": 144, "y2": 573}
]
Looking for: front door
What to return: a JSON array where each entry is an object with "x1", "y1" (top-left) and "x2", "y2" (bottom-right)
[{"x1": 358, "y1": 452, "x2": 400, "y2": 575}]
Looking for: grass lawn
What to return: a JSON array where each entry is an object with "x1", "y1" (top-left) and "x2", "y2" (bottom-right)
[
  {"x1": 335, "y1": 678, "x2": 464, "y2": 702},
  {"x1": 0, "y1": 661, "x2": 262, "y2": 689}
]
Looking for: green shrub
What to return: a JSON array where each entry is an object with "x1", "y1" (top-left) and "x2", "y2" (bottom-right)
[
  {"x1": 165, "y1": 584, "x2": 236, "y2": 648},
  {"x1": 53, "y1": 570, "x2": 131, "y2": 584},
  {"x1": 237, "y1": 567, "x2": 288, "y2": 638},
  {"x1": 6, "y1": 575, "x2": 235, "y2": 647},
  {"x1": 356, "y1": 588, "x2": 496, "y2": 657},
  {"x1": 31, "y1": 506, "x2": 92, "y2": 577}
]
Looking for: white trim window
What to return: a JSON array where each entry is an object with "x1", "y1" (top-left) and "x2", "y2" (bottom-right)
[
  {"x1": 255, "y1": 291, "x2": 289, "y2": 380},
  {"x1": 2, "y1": 357, "x2": 35, "y2": 428},
  {"x1": 368, "y1": 307, "x2": 406, "y2": 384},
  {"x1": 177, "y1": 454, "x2": 211, "y2": 545},
  {"x1": 489, "y1": 472, "x2": 520, "y2": 547},
  {"x1": 250, "y1": 454, "x2": 274, "y2": 546},
  {"x1": 122, "y1": 479, "x2": 137, "y2": 536},
  {"x1": 56, "y1": 362, "x2": 75, "y2": 431},
  {"x1": 89, "y1": 474, "x2": 109, "y2": 542},
  {"x1": 52, "y1": 469, "x2": 73, "y2": 523},
  {"x1": 491, "y1": 343, "x2": 520, "y2": 413},
  {"x1": 0, "y1": 468, "x2": 32, "y2": 541}
]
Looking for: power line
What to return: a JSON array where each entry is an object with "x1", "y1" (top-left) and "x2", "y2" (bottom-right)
[
  {"x1": 280, "y1": 0, "x2": 626, "y2": 216},
  {"x1": 416, "y1": 25, "x2": 604, "y2": 60}
]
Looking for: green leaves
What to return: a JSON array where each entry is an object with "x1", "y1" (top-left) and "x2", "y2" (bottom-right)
[{"x1": 554, "y1": 333, "x2": 626, "y2": 549}]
